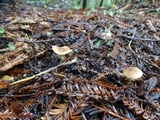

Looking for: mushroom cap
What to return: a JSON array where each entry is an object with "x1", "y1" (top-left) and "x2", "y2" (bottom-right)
[
  {"x1": 122, "y1": 67, "x2": 143, "y2": 80},
  {"x1": 52, "y1": 45, "x2": 73, "y2": 55}
]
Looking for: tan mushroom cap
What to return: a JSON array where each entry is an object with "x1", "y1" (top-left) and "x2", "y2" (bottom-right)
[
  {"x1": 52, "y1": 45, "x2": 73, "y2": 55},
  {"x1": 122, "y1": 67, "x2": 143, "y2": 80}
]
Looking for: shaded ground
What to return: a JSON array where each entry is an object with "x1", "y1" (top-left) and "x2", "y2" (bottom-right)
[{"x1": 0, "y1": 3, "x2": 159, "y2": 120}]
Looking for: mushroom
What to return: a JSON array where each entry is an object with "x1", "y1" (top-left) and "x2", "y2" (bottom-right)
[
  {"x1": 122, "y1": 66, "x2": 143, "y2": 81},
  {"x1": 52, "y1": 45, "x2": 73, "y2": 55}
]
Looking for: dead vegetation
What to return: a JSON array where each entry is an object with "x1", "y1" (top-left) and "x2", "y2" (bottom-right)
[{"x1": 0, "y1": 2, "x2": 159, "y2": 120}]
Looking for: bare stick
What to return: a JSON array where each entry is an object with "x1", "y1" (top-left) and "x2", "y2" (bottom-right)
[{"x1": 11, "y1": 57, "x2": 77, "y2": 85}]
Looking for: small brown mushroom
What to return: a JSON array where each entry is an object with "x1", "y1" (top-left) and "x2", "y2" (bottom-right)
[
  {"x1": 52, "y1": 45, "x2": 73, "y2": 55},
  {"x1": 122, "y1": 67, "x2": 143, "y2": 81}
]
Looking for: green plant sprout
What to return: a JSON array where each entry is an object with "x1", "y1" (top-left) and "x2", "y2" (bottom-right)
[
  {"x1": 7, "y1": 42, "x2": 16, "y2": 51},
  {"x1": 94, "y1": 40, "x2": 102, "y2": 47},
  {"x1": 47, "y1": 32, "x2": 52, "y2": 36},
  {"x1": 24, "y1": 33, "x2": 29, "y2": 38},
  {"x1": 0, "y1": 27, "x2": 6, "y2": 36},
  {"x1": 156, "y1": 7, "x2": 160, "y2": 13}
]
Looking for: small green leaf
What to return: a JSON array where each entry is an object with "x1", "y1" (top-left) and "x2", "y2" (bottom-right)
[
  {"x1": 47, "y1": 32, "x2": 52, "y2": 36},
  {"x1": 94, "y1": 40, "x2": 101, "y2": 47},
  {"x1": 86, "y1": 11, "x2": 91, "y2": 16},
  {"x1": 0, "y1": 27, "x2": 5, "y2": 35},
  {"x1": 8, "y1": 42, "x2": 16, "y2": 51},
  {"x1": 106, "y1": 40, "x2": 113, "y2": 47},
  {"x1": 24, "y1": 33, "x2": 29, "y2": 38},
  {"x1": 156, "y1": 8, "x2": 160, "y2": 13}
]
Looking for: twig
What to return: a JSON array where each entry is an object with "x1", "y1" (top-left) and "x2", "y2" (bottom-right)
[
  {"x1": 11, "y1": 57, "x2": 77, "y2": 85},
  {"x1": 117, "y1": 34, "x2": 160, "y2": 41},
  {"x1": 128, "y1": 40, "x2": 134, "y2": 52}
]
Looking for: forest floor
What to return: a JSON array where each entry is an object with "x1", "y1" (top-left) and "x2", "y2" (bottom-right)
[{"x1": 0, "y1": 3, "x2": 159, "y2": 120}]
